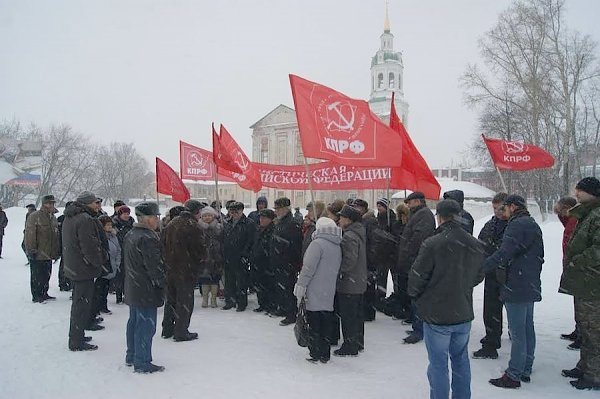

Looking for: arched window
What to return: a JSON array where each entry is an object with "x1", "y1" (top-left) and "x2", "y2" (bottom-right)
[
  {"x1": 389, "y1": 73, "x2": 395, "y2": 88},
  {"x1": 378, "y1": 73, "x2": 384, "y2": 89}
]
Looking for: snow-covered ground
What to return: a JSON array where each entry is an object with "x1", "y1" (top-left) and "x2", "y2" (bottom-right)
[{"x1": 0, "y1": 206, "x2": 596, "y2": 398}]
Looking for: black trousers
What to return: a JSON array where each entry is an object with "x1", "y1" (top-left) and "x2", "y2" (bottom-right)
[
  {"x1": 0, "y1": 233, "x2": 4, "y2": 256},
  {"x1": 363, "y1": 270, "x2": 377, "y2": 321},
  {"x1": 224, "y1": 262, "x2": 248, "y2": 309},
  {"x1": 307, "y1": 311, "x2": 333, "y2": 360},
  {"x1": 30, "y1": 259, "x2": 52, "y2": 301},
  {"x1": 69, "y1": 279, "x2": 95, "y2": 347},
  {"x1": 274, "y1": 267, "x2": 297, "y2": 319},
  {"x1": 58, "y1": 258, "x2": 72, "y2": 291},
  {"x1": 375, "y1": 268, "x2": 390, "y2": 311},
  {"x1": 482, "y1": 272, "x2": 503, "y2": 349},
  {"x1": 113, "y1": 263, "x2": 125, "y2": 302},
  {"x1": 337, "y1": 293, "x2": 364, "y2": 352},
  {"x1": 253, "y1": 267, "x2": 275, "y2": 311},
  {"x1": 394, "y1": 272, "x2": 412, "y2": 317},
  {"x1": 162, "y1": 277, "x2": 196, "y2": 337},
  {"x1": 92, "y1": 277, "x2": 110, "y2": 316}
]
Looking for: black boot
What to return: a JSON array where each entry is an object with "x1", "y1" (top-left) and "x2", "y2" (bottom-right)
[
  {"x1": 570, "y1": 378, "x2": 600, "y2": 390},
  {"x1": 560, "y1": 329, "x2": 578, "y2": 341},
  {"x1": 174, "y1": 332, "x2": 198, "y2": 342},
  {"x1": 222, "y1": 302, "x2": 236, "y2": 310},
  {"x1": 472, "y1": 346, "x2": 499, "y2": 359},
  {"x1": 489, "y1": 374, "x2": 521, "y2": 389},
  {"x1": 69, "y1": 342, "x2": 98, "y2": 351},
  {"x1": 562, "y1": 367, "x2": 584, "y2": 379}
]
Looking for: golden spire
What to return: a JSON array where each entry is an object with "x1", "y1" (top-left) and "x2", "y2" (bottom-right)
[{"x1": 384, "y1": 1, "x2": 391, "y2": 33}]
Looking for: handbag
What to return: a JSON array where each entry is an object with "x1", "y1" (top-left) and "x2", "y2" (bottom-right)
[{"x1": 294, "y1": 298, "x2": 309, "y2": 348}]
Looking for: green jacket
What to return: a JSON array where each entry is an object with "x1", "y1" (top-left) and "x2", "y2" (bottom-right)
[
  {"x1": 25, "y1": 209, "x2": 60, "y2": 261},
  {"x1": 559, "y1": 198, "x2": 600, "y2": 299}
]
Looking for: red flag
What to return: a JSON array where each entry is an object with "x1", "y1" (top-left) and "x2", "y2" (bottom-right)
[
  {"x1": 289, "y1": 74, "x2": 403, "y2": 167},
  {"x1": 180, "y1": 140, "x2": 236, "y2": 182},
  {"x1": 389, "y1": 92, "x2": 441, "y2": 200},
  {"x1": 213, "y1": 124, "x2": 262, "y2": 192},
  {"x1": 156, "y1": 157, "x2": 190, "y2": 203},
  {"x1": 482, "y1": 135, "x2": 555, "y2": 171}
]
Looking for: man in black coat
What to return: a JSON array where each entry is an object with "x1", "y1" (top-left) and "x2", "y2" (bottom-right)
[
  {"x1": 223, "y1": 201, "x2": 255, "y2": 311},
  {"x1": 57, "y1": 202, "x2": 72, "y2": 291},
  {"x1": 124, "y1": 202, "x2": 166, "y2": 373},
  {"x1": 247, "y1": 196, "x2": 268, "y2": 225},
  {"x1": 473, "y1": 192, "x2": 509, "y2": 359},
  {"x1": 408, "y1": 199, "x2": 485, "y2": 399},
  {"x1": 111, "y1": 205, "x2": 134, "y2": 303},
  {"x1": 161, "y1": 200, "x2": 207, "y2": 341},
  {"x1": 251, "y1": 209, "x2": 276, "y2": 313},
  {"x1": 62, "y1": 191, "x2": 106, "y2": 351},
  {"x1": 396, "y1": 191, "x2": 436, "y2": 344},
  {"x1": 443, "y1": 190, "x2": 475, "y2": 235},
  {"x1": 271, "y1": 197, "x2": 303, "y2": 326}
]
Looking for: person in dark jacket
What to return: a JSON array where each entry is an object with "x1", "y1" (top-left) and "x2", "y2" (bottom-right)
[
  {"x1": 484, "y1": 194, "x2": 544, "y2": 389},
  {"x1": 384, "y1": 203, "x2": 410, "y2": 317},
  {"x1": 25, "y1": 195, "x2": 60, "y2": 303},
  {"x1": 293, "y1": 207, "x2": 303, "y2": 224},
  {"x1": 197, "y1": 206, "x2": 223, "y2": 308},
  {"x1": 247, "y1": 196, "x2": 268, "y2": 225},
  {"x1": 57, "y1": 202, "x2": 73, "y2": 291},
  {"x1": 124, "y1": 202, "x2": 166, "y2": 373},
  {"x1": 396, "y1": 192, "x2": 436, "y2": 344},
  {"x1": 554, "y1": 196, "x2": 580, "y2": 347},
  {"x1": 353, "y1": 198, "x2": 392, "y2": 322},
  {"x1": 559, "y1": 178, "x2": 600, "y2": 390},
  {"x1": 272, "y1": 197, "x2": 303, "y2": 326},
  {"x1": 408, "y1": 199, "x2": 485, "y2": 399},
  {"x1": 63, "y1": 191, "x2": 106, "y2": 351},
  {"x1": 161, "y1": 199, "x2": 206, "y2": 341},
  {"x1": 473, "y1": 192, "x2": 509, "y2": 359},
  {"x1": 333, "y1": 205, "x2": 367, "y2": 357},
  {"x1": 22, "y1": 203, "x2": 37, "y2": 261},
  {"x1": 223, "y1": 201, "x2": 255, "y2": 311},
  {"x1": 111, "y1": 205, "x2": 134, "y2": 304},
  {"x1": 443, "y1": 190, "x2": 474, "y2": 235},
  {"x1": 251, "y1": 208, "x2": 276, "y2": 313},
  {"x1": 376, "y1": 197, "x2": 397, "y2": 232},
  {"x1": 0, "y1": 204, "x2": 8, "y2": 258}
]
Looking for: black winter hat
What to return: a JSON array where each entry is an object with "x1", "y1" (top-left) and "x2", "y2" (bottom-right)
[
  {"x1": 259, "y1": 209, "x2": 276, "y2": 220},
  {"x1": 225, "y1": 200, "x2": 236, "y2": 209},
  {"x1": 503, "y1": 194, "x2": 527, "y2": 208},
  {"x1": 443, "y1": 190, "x2": 465, "y2": 204},
  {"x1": 274, "y1": 197, "x2": 291, "y2": 209},
  {"x1": 113, "y1": 200, "x2": 126, "y2": 208},
  {"x1": 169, "y1": 206, "x2": 186, "y2": 219},
  {"x1": 404, "y1": 192, "x2": 425, "y2": 203},
  {"x1": 435, "y1": 199, "x2": 461, "y2": 218},
  {"x1": 184, "y1": 199, "x2": 204, "y2": 215},
  {"x1": 338, "y1": 204, "x2": 362, "y2": 222},
  {"x1": 256, "y1": 196, "x2": 268, "y2": 206},
  {"x1": 576, "y1": 177, "x2": 600, "y2": 197},
  {"x1": 353, "y1": 199, "x2": 369, "y2": 210},
  {"x1": 135, "y1": 202, "x2": 160, "y2": 216},
  {"x1": 376, "y1": 198, "x2": 390, "y2": 209},
  {"x1": 25, "y1": 204, "x2": 36, "y2": 209}
]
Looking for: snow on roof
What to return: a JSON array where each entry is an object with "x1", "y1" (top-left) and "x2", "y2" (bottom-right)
[{"x1": 392, "y1": 178, "x2": 496, "y2": 200}]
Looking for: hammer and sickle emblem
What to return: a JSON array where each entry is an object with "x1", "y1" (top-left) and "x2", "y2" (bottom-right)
[
  {"x1": 234, "y1": 151, "x2": 249, "y2": 171},
  {"x1": 326, "y1": 101, "x2": 356, "y2": 132}
]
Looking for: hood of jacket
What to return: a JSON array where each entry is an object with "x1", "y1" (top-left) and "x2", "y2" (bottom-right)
[
  {"x1": 256, "y1": 196, "x2": 268, "y2": 208},
  {"x1": 312, "y1": 225, "x2": 342, "y2": 245}
]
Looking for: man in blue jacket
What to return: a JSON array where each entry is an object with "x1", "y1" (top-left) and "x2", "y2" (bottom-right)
[{"x1": 483, "y1": 195, "x2": 544, "y2": 389}]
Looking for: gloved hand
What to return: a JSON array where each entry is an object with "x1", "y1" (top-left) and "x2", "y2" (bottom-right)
[{"x1": 293, "y1": 284, "x2": 306, "y2": 306}]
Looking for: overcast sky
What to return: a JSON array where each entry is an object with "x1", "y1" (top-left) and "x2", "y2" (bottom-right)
[{"x1": 1, "y1": 0, "x2": 599, "y2": 170}]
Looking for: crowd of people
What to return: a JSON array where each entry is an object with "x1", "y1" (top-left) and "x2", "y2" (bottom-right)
[{"x1": 20, "y1": 176, "x2": 600, "y2": 394}]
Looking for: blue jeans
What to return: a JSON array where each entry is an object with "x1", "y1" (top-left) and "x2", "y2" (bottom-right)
[
  {"x1": 424, "y1": 322, "x2": 472, "y2": 399},
  {"x1": 504, "y1": 302, "x2": 535, "y2": 381},
  {"x1": 126, "y1": 306, "x2": 158, "y2": 369}
]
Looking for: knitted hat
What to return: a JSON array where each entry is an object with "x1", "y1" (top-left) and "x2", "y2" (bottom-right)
[
  {"x1": 575, "y1": 177, "x2": 600, "y2": 197},
  {"x1": 316, "y1": 216, "x2": 336, "y2": 230},
  {"x1": 376, "y1": 198, "x2": 390, "y2": 209},
  {"x1": 117, "y1": 206, "x2": 131, "y2": 215}
]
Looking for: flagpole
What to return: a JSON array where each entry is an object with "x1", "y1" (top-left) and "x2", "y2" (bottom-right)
[
  {"x1": 303, "y1": 157, "x2": 317, "y2": 220},
  {"x1": 386, "y1": 167, "x2": 391, "y2": 229},
  {"x1": 496, "y1": 166, "x2": 508, "y2": 193},
  {"x1": 215, "y1": 170, "x2": 220, "y2": 213}
]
